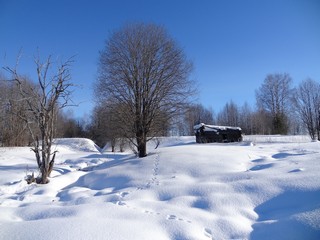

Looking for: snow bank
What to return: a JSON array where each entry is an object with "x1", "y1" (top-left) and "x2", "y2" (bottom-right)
[
  {"x1": 53, "y1": 138, "x2": 101, "y2": 153},
  {"x1": 0, "y1": 136, "x2": 320, "y2": 239}
]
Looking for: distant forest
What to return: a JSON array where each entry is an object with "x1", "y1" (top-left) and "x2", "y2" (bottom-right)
[{"x1": 1, "y1": 70, "x2": 319, "y2": 148}]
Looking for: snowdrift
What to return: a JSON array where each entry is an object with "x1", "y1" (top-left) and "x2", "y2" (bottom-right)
[
  {"x1": 53, "y1": 138, "x2": 101, "y2": 153},
  {"x1": 0, "y1": 136, "x2": 319, "y2": 240}
]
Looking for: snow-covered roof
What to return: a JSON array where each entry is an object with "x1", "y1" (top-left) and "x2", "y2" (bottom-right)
[{"x1": 194, "y1": 123, "x2": 242, "y2": 132}]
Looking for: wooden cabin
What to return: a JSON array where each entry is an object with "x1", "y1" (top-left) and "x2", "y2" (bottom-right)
[{"x1": 194, "y1": 123, "x2": 243, "y2": 143}]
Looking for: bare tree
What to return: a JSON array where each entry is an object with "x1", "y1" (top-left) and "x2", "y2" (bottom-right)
[
  {"x1": 0, "y1": 74, "x2": 35, "y2": 146},
  {"x1": 292, "y1": 78, "x2": 320, "y2": 140},
  {"x1": 256, "y1": 73, "x2": 292, "y2": 134},
  {"x1": 89, "y1": 103, "x2": 123, "y2": 151},
  {"x1": 96, "y1": 23, "x2": 195, "y2": 157},
  {"x1": 4, "y1": 54, "x2": 74, "y2": 184},
  {"x1": 252, "y1": 108, "x2": 273, "y2": 134},
  {"x1": 238, "y1": 102, "x2": 254, "y2": 135},
  {"x1": 184, "y1": 104, "x2": 214, "y2": 135},
  {"x1": 217, "y1": 100, "x2": 240, "y2": 127}
]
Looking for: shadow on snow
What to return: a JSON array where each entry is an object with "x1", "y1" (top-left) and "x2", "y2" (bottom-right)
[
  {"x1": 272, "y1": 152, "x2": 307, "y2": 159},
  {"x1": 57, "y1": 153, "x2": 138, "y2": 201},
  {"x1": 250, "y1": 189, "x2": 320, "y2": 240}
]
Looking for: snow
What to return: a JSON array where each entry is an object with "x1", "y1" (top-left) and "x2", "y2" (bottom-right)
[
  {"x1": 194, "y1": 123, "x2": 242, "y2": 132},
  {"x1": 0, "y1": 136, "x2": 320, "y2": 240}
]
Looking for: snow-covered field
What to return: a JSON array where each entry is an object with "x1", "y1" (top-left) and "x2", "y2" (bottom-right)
[{"x1": 0, "y1": 136, "x2": 319, "y2": 240}]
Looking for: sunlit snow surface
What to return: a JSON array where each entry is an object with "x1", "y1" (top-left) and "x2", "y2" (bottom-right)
[{"x1": 0, "y1": 136, "x2": 319, "y2": 240}]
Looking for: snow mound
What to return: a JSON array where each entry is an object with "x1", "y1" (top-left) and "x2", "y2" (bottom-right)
[{"x1": 53, "y1": 138, "x2": 100, "y2": 153}]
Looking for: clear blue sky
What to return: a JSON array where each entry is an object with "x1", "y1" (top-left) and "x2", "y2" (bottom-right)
[{"x1": 1, "y1": 0, "x2": 319, "y2": 119}]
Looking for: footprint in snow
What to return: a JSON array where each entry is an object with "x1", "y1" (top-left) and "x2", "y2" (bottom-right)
[
  {"x1": 144, "y1": 210, "x2": 160, "y2": 215},
  {"x1": 167, "y1": 214, "x2": 177, "y2": 220},
  {"x1": 166, "y1": 214, "x2": 191, "y2": 223}
]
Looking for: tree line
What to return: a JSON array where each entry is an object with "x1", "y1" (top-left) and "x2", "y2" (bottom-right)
[
  {"x1": 89, "y1": 73, "x2": 320, "y2": 148},
  {"x1": 184, "y1": 73, "x2": 320, "y2": 140},
  {"x1": 2, "y1": 69, "x2": 318, "y2": 147}
]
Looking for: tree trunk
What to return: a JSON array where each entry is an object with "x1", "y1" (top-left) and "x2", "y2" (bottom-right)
[
  {"x1": 39, "y1": 167, "x2": 50, "y2": 184},
  {"x1": 138, "y1": 141, "x2": 147, "y2": 158},
  {"x1": 136, "y1": 131, "x2": 147, "y2": 158}
]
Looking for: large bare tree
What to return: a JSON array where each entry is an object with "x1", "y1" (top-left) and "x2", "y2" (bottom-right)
[
  {"x1": 256, "y1": 73, "x2": 293, "y2": 134},
  {"x1": 4, "y1": 54, "x2": 74, "y2": 184},
  {"x1": 96, "y1": 23, "x2": 195, "y2": 157},
  {"x1": 292, "y1": 78, "x2": 320, "y2": 140}
]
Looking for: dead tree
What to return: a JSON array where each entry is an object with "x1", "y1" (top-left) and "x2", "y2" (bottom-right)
[{"x1": 4, "y1": 54, "x2": 74, "y2": 184}]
